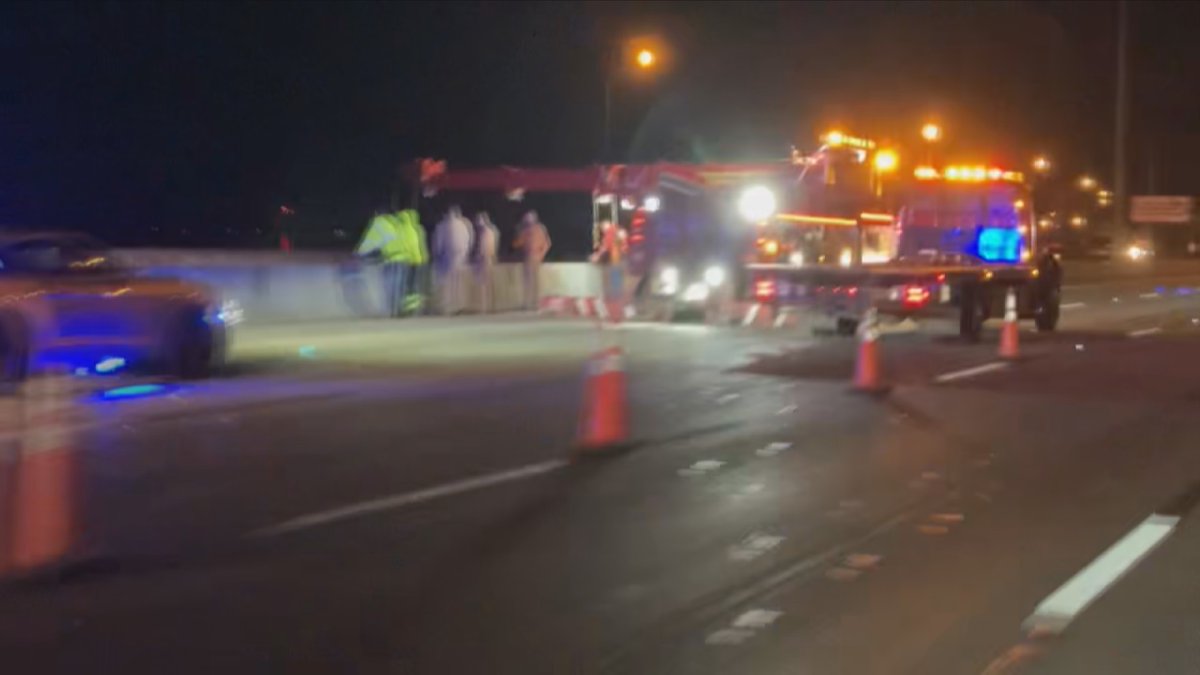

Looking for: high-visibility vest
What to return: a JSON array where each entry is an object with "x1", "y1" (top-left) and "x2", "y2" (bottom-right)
[{"x1": 357, "y1": 211, "x2": 428, "y2": 264}]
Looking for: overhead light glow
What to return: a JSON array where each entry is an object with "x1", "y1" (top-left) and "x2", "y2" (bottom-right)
[{"x1": 738, "y1": 185, "x2": 777, "y2": 222}]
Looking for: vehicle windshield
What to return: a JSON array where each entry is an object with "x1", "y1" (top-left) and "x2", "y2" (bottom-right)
[{"x1": 0, "y1": 236, "x2": 122, "y2": 275}]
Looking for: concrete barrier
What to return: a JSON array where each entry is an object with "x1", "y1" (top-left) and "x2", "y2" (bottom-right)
[{"x1": 117, "y1": 250, "x2": 605, "y2": 323}]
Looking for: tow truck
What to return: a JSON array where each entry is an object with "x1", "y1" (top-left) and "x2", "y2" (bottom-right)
[{"x1": 740, "y1": 136, "x2": 1063, "y2": 340}]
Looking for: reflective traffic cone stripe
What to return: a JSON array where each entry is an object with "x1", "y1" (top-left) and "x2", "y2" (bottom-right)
[
  {"x1": 1000, "y1": 287, "x2": 1020, "y2": 359},
  {"x1": 577, "y1": 347, "x2": 629, "y2": 451},
  {"x1": 854, "y1": 308, "x2": 885, "y2": 392}
]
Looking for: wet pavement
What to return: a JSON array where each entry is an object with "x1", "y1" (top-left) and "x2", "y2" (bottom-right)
[{"x1": 3, "y1": 271, "x2": 1200, "y2": 673}]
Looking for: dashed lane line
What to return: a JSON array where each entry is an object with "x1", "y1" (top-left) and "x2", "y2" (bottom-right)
[
  {"x1": 249, "y1": 458, "x2": 570, "y2": 537},
  {"x1": 933, "y1": 362, "x2": 1010, "y2": 384}
]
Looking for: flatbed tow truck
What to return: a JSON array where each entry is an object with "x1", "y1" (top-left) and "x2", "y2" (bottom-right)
[{"x1": 741, "y1": 139, "x2": 1062, "y2": 340}]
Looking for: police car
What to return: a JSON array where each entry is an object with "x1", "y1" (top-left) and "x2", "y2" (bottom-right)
[{"x1": 0, "y1": 232, "x2": 228, "y2": 382}]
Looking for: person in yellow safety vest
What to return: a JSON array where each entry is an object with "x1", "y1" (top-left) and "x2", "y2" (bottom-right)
[{"x1": 356, "y1": 209, "x2": 428, "y2": 317}]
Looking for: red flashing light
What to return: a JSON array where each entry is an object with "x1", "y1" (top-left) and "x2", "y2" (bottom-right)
[
  {"x1": 754, "y1": 279, "x2": 776, "y2": 301},
  {"x1": 902, "y1": 285, "x2": 931, "y2": 309}
]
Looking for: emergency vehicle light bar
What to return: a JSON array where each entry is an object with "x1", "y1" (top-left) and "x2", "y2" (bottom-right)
[{"x1": 913, "y1": 165, "x2": 1026, "y2": 184}]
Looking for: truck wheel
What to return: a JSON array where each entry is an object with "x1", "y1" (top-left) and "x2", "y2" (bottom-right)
[
  {"x1": 1035, "y1": 286, "x2": 1061, "y2": 332},
  {"x1": 958, "y1": 285, "x2": 985, "y2": 342},
  {"x1": 170, "y1": 310, "x2": 215, "y2": 380},
  {"x1": 0, "y1": 318, "x2": 29, "y2": 388}
]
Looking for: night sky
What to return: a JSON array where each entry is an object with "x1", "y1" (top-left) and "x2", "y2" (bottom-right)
[{"x1": 1, "y1": 1, "x2": 1196, "y2": 248}]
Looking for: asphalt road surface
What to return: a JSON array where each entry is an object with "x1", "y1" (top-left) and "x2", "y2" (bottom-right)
[{"x1": 4, "y1": 266, "x2": 1200, "y2": 674}]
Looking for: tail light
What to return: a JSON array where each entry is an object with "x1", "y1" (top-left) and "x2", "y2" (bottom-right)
[
  {"x1": 754, "y1": 278, "x2": 777, "y2": 301},
  {"x1": 902, "y1": 285, "x2": 931, "y2": 309}
]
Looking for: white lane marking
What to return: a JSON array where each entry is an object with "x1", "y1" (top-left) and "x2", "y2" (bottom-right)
[
  {"x1": 250, "y1": 458, "x2": 570, "y2": 537},
  {"x1": 1060, "y1": 302, "x2": 1086, "y2": 310},
  {"x1": 729, "y1": 533, "x2": 786, "y2": 561},
  {"x1": 716, "y1": 393, "x2": 741, "y2": 405},
  {"x1": 1023, "y1": 514, "x2": 1179, "y2": 634},
  {"x1": 755, "y1": 441, "x2": 792, "y2": 457},
  {"x1": 705, "y1": 628, "x2": 755, "y2": 645},
  {"x1": 741, "y1": 303, "x2": 761, "y2": 327},
  {"x1": 1128, "y1": 327, "x2": 1162, "y2": 338},
  {"x1": 679, "y1": 459, "x2": 726, "y2": 477},
  {"x1": 934, "y1": 362, "x2": 1010, "y2": 383},
  {"x1": 776, "y1": 404, "x2": 798, "y2": 415},
  {"x1": 1139, "y1": 292, "x2": 1162, "y2": 299},
  {"x1": 732, "y1": 608, "x2": 783, "y2": 629}
]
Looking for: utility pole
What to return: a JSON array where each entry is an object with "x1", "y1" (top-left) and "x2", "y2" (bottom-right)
[{"x1": 1113, "y1": 0, "x2": 1130, "y2": 232}]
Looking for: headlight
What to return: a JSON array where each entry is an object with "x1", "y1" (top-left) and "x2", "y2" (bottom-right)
[
  {"x1": 659, "y1": 266, "x2": 680, "y2": 295},
  {"x1": 738, "y1": 185, "x2": 777, "y2": 222},
  {"x1": 643, "y1": 195, "x2": 662, "y2": 212},
  {"x1": 789, "y1": 251, "x2": 805, "y2": 267},
  {"x1": 1127, "y1": 245, "x2": 1147, "y2": 261},
  {"x1": 209, "y1": 298, "x2": 245, "y2": 326},
  {"x1": 703, "y1": 265, "x2": 726, "y2": 287}
]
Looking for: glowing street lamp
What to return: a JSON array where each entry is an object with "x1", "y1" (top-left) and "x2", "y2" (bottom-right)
[
  {"x1": 1078, "y1": 175, "x2": 1098, "y2": 191},
  {"x1": 1032, "y1": 156, "x2": 1051, "y2": 174},
  {"x1": 921, "y1": 123, "x2": 942, "y2": 143},
  {"x1": 636, "y1": 49, "x2": 656, "y2": 68}
]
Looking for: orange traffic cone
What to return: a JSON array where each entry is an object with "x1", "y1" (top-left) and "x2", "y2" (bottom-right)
[
  {"x1": 577, "y1": 347, "x2": 629, "y2": 452},
  {"x1": 854, "y1": 307, "x2": 886, "y2": 393},
  {"x1": 999, "y1": 287, "x2": 1020, "y2": 360},
  {"x1": 4, "y1": 373, "x2": 82, "y2": 576}
]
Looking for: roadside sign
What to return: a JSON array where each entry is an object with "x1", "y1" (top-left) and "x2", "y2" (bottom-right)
[{"x1": 1131, "y1": 196, "x2": 1194, "y2": 224}]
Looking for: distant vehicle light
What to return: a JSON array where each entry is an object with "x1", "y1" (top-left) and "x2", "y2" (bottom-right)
[
  {"x1": 643, "y1": 195, "x2": 662, "y2": 212},
  {"x1": 703, "y1": 265, "x2": 726, "y2": 287},
  {"x1": 838, "y1": 248, "x2": 853, "y2": 267},
  {"x1": 761, "y1": 238, "x2": 780, "y2": 256},
  {"x1": 914, "y1": 166, "x2": 940, "y2": 180},
  {"x1": 789, "y1": 251, "x2": 805, "y2": 267},
  {"x1": 1127, "y1": 244, "x2": 1148, "y2": 261},
  {"x1": 738, "y1": 185, "x2": 777, "y2": 222}
]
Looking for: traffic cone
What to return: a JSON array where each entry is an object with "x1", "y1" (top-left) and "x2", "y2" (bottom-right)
[
  {"x1": 576, "y1": 347, "x2": 629, "y2": 452},
  {"x1": 999, "y1": 287, "x2": 1020, "y2": 360},
  {"x1": 853, "y1": 307, "x2": 886, "y2": 393},
  {"x1": 4, "y1": 373, "x2": 82, "y2": 576}
]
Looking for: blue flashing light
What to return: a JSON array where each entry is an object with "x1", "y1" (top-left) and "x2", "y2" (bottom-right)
[
  {"x1": 975, "y1": 227, "x2": 1023, "y2": 263},
  {"x1": 95, "y1": 356, "x2": 127, "y2": 374},
  {"x1": 98, "y1": 383, "x2": 169, "y2": 400}
]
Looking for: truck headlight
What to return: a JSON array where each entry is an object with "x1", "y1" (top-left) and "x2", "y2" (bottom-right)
[
  {"x1": 703, "y1": 265, "x2": 726, "y2": 287},
  {"x1": 737, "y1": 185, "x2": 777, "y2": 222},
  {"x1": 659, "y1": 266, "x2": 680, "y2": 295}
]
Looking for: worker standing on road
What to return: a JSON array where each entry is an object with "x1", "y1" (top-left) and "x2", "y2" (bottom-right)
[
  {"x1": 473, "y1": 211, "x2": 499, "y2": 313},
  {"x1": 433, "y1": 205, "x2": 474, "y2": 315},
  {"x1": 394, "y1": 208, "x2": 429, "y2": 315},
  {"x1": 356, "y1": 209, "x2": 410, "y2": 317},
  {"x1": 514, "y1": 210, "x2": 551, "y2": 310},
  {"x1": 590, "y1": 219, "x2": 628, "y2": 301}
]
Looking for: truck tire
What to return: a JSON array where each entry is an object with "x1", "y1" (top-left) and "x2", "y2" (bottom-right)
[
  {"x1": 1035, "y1": 284, "x2": 1061, "y2": 332},
  {"x1": 0, "y1": 316, "x2": 29, "y2": 389},
  {"x1": 835, "y1": 316, "x2": 859, "y2": 336},
  {"x1": 958, "y1": 284, "x2": 985, "y2": 342},
  {"x1": 169, "y1": 309, "x2": 215, "y2": 380}
]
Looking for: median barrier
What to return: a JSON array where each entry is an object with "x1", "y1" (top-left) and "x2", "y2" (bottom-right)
[{"x1": 117, "y1": 250, "x2": 606, "y2": 323}]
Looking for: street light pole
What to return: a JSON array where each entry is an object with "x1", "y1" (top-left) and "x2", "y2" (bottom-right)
[{"x1": 1113, "y1": 0, "x2": 1129, "y2": 233}]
